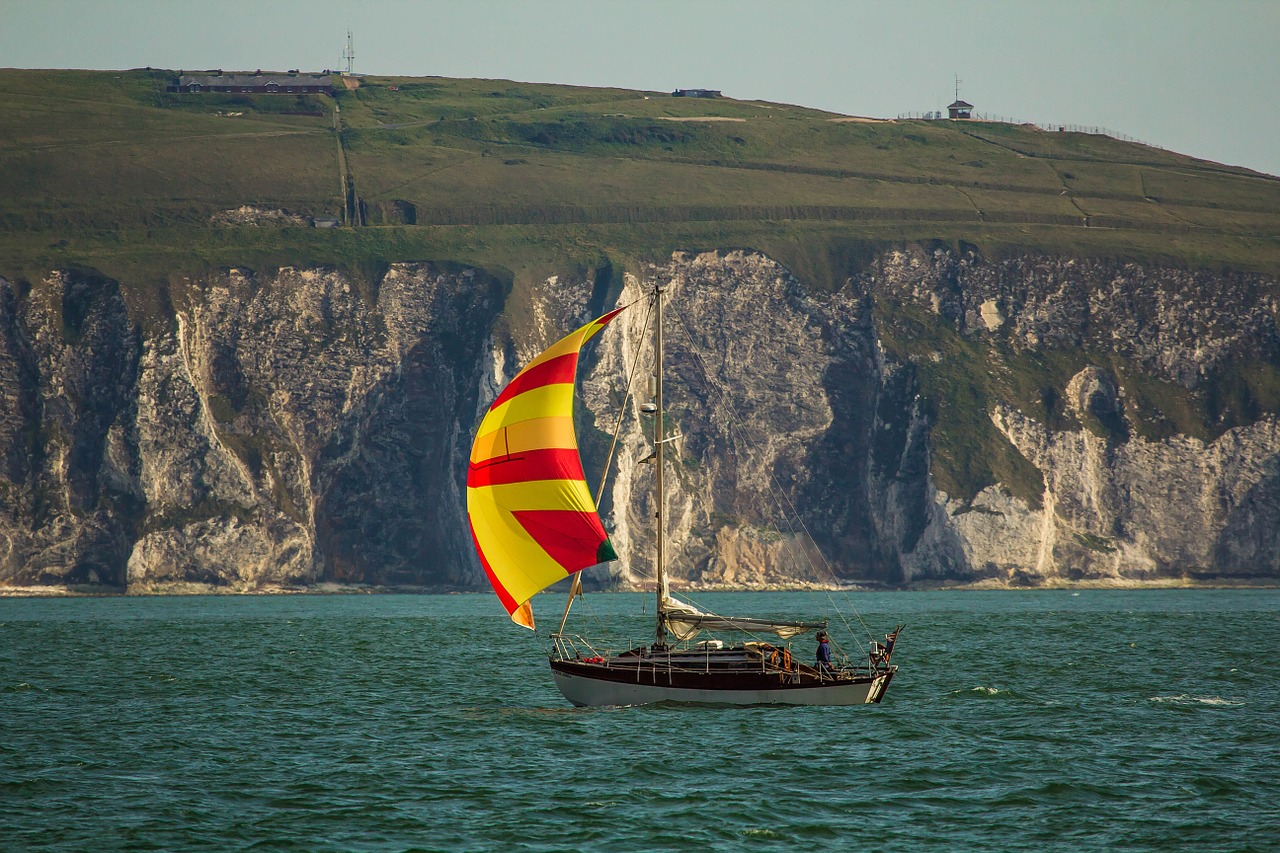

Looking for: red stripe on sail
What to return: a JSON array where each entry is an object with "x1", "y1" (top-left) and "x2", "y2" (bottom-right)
[
  {"x1": 467, "y1": 447, "x2": 586, "y2": 488},
  {"x1": 470, "y1": 517, "x2": 522, "y2": 616},
  {"x1": 512, "y1": 509, "x2": 608, "y2": 573},
  {"x1": 591, "y1": 306, "x2": 627, "y2": 330},
  {"x1": 489, "y1": 352, "x2": 579, "y2": 411}
]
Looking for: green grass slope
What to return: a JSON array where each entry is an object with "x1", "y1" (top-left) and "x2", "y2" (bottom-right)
[{"x1": 1, "y1": 68, "x2": 1277, "y2": 288}]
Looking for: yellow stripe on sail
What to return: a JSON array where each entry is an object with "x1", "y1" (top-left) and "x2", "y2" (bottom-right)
[
  {"x1": 474, "y1": 383, "x2": 576, "y2": 444},
  {"x1": 511, "y1": 601, "x2": 535, "y2": 630},
  {"x1": 468, "y1": 477, "x2": 597, "y2": 514},
  {"x1": 521, "y1": 333, "x2": 585, "y2": 373},
  {"x1": 468, "y1": 496, "x2": 575, "y2": 604},
  {"x1": 469, "y1": 416, "x2": 576, "y2": 465},
  {"x1": 468, "y1": 477, "x2": 599, "y2": 605}
]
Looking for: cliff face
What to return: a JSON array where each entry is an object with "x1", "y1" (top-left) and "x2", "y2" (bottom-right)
[
  {"x1": 1, "y1": 247, "x2": 1277, "y2": 592},
  {"x1": 581, "y1": 253, "x2": 929, "y2": 589},
  {"x1": 0, "y1": 272, "x2": 141, "y2": 586},
  {"x1": 0, "y1": 264, "x2": 502, "y2": 590},
  {"x1": 861, "y1": 247, "x2": 1280, "y2": 583}
]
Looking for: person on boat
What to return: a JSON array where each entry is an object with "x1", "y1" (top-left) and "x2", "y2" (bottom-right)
[{"x1": 816, "y1": 631, "x2": 834, "y2": 674}]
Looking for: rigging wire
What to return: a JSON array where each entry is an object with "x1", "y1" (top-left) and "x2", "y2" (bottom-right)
[
  {"x1": 669, "y1": 301, "x2": 876, "y2": 646},
  {"x1": 594, "y1": 294, "x2": 657, "y2": 510}
]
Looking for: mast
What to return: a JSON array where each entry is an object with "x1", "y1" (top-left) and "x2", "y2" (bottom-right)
[
  {"x1": 654, "y1": 282, "x2": 668, "y2": 646},
  {"x1": 553, "y1": 283, "x2": 667, "y2": 646}
]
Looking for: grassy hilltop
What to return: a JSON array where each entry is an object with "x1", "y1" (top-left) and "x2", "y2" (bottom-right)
[{"x1": 2, "y1": 67, "x2": 1279, "y2": 290}]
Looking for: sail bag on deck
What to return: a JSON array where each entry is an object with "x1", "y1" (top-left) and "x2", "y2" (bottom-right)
[
  {"x1": 661, "y1": 596, "x2": 825, "y2": 641},
  {"x1": 467, "y1": 308, "x2": 625, "y2": 629}
]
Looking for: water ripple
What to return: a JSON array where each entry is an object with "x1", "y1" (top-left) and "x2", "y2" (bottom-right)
[{"x1": 2, "y1": 590, "x2": 1279, "y2": 851}]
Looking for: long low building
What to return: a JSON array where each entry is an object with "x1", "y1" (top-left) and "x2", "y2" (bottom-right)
[{"x1": 170, "y1": 72, "x2": 334, "y2": 95}]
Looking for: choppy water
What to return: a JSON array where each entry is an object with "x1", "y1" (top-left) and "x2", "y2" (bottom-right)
[{"x1": 3, "y1": 590, "x2": 1278, "y2": 852}]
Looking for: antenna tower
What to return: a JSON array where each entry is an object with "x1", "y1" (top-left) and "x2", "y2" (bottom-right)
[
  {"x1": 954, "y1": 74, "x2": 962, "y2": 101},
  {"x1": 343, "y1": 30, "x2": 355, "y2": 76}
]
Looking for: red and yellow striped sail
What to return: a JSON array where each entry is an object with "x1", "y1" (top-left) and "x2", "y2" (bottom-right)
[{"x1": 467, "y1": 307, "x2": 625, "y2": 629}]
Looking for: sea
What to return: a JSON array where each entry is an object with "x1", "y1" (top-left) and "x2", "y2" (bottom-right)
[{"x1": 2, "y1": 589, "x2": 1278, "y2": 852}]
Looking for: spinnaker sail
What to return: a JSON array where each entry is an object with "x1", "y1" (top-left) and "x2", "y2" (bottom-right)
[{"x1": 467, "y1": 307, "x2": 625, "y2": 629}]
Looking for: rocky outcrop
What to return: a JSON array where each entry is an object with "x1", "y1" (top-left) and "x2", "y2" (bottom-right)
[
  {"x1": 0, "y1": 245, "x2": 1277, "y2": 592},
  {"x1": 990, "y1": 400, "x2": 1280, "y2": 581},
  {"x1": 867, "y1": 247, "x2": 1280, "y2": 386},
  {"x1": 209, "y1": 207, "x2": 310, "y2": 227},
  {"x1": 855, "y1": 245, "x2": 1280, "y2": 583}
]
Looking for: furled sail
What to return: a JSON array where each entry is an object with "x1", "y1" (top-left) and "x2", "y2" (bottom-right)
[
  {"x1": 661, "y1": 596, "x2": 826, "y2": 641},
  {"x1": 468, "y1": 307, "x2": 626, "y2": 629}
]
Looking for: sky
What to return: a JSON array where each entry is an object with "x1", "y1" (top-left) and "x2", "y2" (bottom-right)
[{"x1": 2, "y1": 0, "x2": 1278, "y2": 176}]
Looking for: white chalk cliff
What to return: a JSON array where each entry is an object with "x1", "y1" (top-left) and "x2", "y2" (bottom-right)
[{"x1": 0, "y1": 246, "x2": 1276, "y2": 591}]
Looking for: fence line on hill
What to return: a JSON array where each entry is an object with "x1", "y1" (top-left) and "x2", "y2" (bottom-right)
[{"x1": 894, "y1": 112, "x2": 1161, "y2": 150}]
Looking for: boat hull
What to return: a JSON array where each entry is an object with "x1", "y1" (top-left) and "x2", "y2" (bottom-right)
[{"x1": 550, "y1": 659, "x2": 895, "y2": 707}]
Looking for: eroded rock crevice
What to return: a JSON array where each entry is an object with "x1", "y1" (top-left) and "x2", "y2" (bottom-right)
[{"x1": 0, "y1": 246, "x2": 1277, "y2": 591}]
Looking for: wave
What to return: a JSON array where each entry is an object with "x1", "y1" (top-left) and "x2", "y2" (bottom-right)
[
  {"x1": 1149, "y1": 693, "x2": 1244, "y2": 707},
  {"x1": 942, "y1": 685, "x2": 1012, "y2": 700},
  {"x1": 741, "y1": 829, "x2": 786, "y2": 840},
  {"x1": 4, "y1": 681, "x2": 47, "y2": 693}
]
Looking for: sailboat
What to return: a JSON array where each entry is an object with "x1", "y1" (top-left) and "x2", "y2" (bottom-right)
[{"x1": 467, "y1": 281, "x2": 900, "y2": 706}]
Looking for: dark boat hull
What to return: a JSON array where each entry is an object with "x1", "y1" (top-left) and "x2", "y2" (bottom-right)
[{"x1": 549, "y1": 658, "x2": 896, "y2": 707}]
